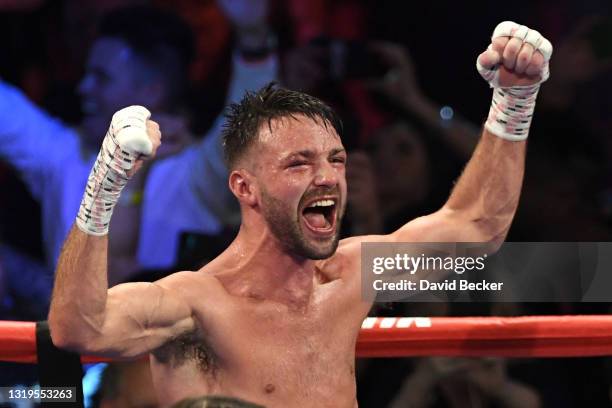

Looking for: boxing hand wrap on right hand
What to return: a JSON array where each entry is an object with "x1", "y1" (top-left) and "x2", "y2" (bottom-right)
[
  {"x1": 477, "y1": 21, "x2": 553, "y2": 141},
  {"x1": 76, "y1": 106, "x2": 152, "y2": 236}
]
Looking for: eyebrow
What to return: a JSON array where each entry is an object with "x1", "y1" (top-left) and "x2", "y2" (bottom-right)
[
  {"x1": 286, "y1": 150, "x2": 316, "y2": 160},
  {"x1": 282, "y1": 148, "x2": 346, "y2": 161},
  {"x1": 329, "y1": 148, "x2": 346, "y2": 157}
]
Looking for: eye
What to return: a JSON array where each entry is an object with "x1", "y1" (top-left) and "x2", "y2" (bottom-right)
[
  {"x1": 288, "y1": 160, "x2": 309, "y2": 168},
  {"x1": 331, "y1": 156, "x2": 346, "y2": 165}
]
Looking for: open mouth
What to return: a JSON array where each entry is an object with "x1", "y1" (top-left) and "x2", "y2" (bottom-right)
[{"x1": 301, "y1": 198, "x2": 337, "y2": 235}]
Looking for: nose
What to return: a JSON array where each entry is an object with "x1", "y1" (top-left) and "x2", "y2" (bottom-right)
[{"x1": 313, "y1": 160, "x2": 339, "y2": 188}]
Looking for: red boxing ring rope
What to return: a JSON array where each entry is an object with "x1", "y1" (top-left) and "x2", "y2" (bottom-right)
[{"x1": 2, "y1": 316, "x2": 612, "y2": 363}]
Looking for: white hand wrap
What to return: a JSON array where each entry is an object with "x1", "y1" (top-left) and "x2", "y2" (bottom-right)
[
  {"x1": 76, "y1": 106, "x2": 153, "y2": 236},
  {"x1": 477, "y1": 21, "x2": 553, "y2": 141}
]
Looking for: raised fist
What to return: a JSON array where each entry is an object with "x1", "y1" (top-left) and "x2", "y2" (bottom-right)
[
  {"x1": 111, "y1": 106, "x2": 157, "y2": 155},
  {"x1": 477, "y1": 22, "x2": 553, "y2": 88},
  {"x1": 77, "y1": 105, "x2": 161, "y2": 235},
  {"x1": 109, "y1": 106, "x2": 161, "y2": 176}
]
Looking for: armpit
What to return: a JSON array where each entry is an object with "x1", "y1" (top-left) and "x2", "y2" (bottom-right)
[{"x1": 153, "y1": 329, "x2": 219, "y2": 375}]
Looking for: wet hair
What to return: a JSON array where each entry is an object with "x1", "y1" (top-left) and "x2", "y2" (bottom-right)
[
  {"x1": 98, "y1": 5, "x2": 195, "y2": 107},
  {"x1": 222, "y1": 83, "x2": 343, "y2": 168},
  {"x1": 171, "y1": 396, "x2": 265, "y2": 408}
]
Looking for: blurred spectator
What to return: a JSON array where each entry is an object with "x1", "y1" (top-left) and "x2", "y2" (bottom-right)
[
  {"x1": 0, "y1": 244, "x2": 52, "y2": 319},
  {"x1": 0, "y1": 3, "x2": 277, "y2": 293},
  {"x1": 344, "y1": 119, "x2": 468, "y2": 238},
  {"x1": 156, "y1": 0, "x2": 233, "y2": 135},
  {"x1": 364, "y1": 42, "x2": 480, "y2": 159}
]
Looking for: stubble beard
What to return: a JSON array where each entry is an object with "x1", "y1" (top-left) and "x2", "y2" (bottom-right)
[{"x1": 260, "y1": 188, "x2": 342, "y2": 260}]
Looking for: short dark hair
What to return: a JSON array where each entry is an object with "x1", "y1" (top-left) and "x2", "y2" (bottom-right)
[
  {"x1": 98, "y1": 6, "x2": 195, "y2": 107},
  {"x1": 222, "y1": 83, "x2": 343, "y2": 168},
  {"x1": 170, "y1": 395, "x2": 265, "y2": 408}
]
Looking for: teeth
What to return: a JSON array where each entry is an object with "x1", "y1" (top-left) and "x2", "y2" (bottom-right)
[{"x1": 308, "y1": 199, "x2": 335, "y2": 208}]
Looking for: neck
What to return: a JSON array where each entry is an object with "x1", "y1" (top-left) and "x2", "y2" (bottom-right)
[{"x1": 219, "y1": 221, "x2": 317, "y2": 309}]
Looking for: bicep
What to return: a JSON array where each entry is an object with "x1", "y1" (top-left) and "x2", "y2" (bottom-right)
[
  {"x1": 86, "y1": 282, "x2": 194, "y2": 358},
  {"x1": 338, "y1": 210, "x2": 489, "y2": 314}
]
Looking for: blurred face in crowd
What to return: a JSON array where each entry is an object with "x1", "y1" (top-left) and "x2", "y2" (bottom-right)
[
  {"x1": 78, "y1": 37, "x2": 163, "y2": 148},
  {"x1": 246, "y1": 115, "x2": 347, "y2": 259},
  {"x1": 368, "y1": 122, "x2": 431, "y2": 207}
]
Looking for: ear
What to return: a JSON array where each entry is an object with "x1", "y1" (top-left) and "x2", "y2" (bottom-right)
[{"x1": 228, "y1": 169, "x2": 258, "y2": 207}]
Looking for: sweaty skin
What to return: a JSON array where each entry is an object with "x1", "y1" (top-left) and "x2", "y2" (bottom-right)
[
  {"x1": 49, "y1": 31, "x2": 544, "y2": 408},
  {"x1": 50, "y1": 120, "x2": 522, "y2": 407},
  {"x1": 147, "y1": 252, "x2": 364, "y2": 407}
]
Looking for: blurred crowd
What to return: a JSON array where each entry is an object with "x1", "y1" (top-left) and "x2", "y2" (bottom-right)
[{"x1": 0, "y1": 0, "x2": 611, "y2": 407}]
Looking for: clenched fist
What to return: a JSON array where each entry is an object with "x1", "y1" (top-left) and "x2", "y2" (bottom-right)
[
  {"x1": 476, "y1": 22, "x2": 553, "y2": 141},
  {"x1": 76, "y1": 106, "x2": 161, "y2": 235},
  {"x1": 477, "y1": 21, "x2": 553, "y2": 88}
]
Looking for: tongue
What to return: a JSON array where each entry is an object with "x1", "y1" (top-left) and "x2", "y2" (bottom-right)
[{"x1": 303, "y1": 212, "x2": 328, "y2": 229}]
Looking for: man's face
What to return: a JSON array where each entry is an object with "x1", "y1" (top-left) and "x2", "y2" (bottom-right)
[
  {"x1": 78, "y1": 37, "x2": 153, "y2": 147},
  {"x1": 253, "y1": 115, "x2": 347, "y2": 260}
]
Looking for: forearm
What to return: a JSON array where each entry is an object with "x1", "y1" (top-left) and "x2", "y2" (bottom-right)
[
  {"x1": 443, "y1": 129, "x2": 526, "y2": 241},
  {"x1": 393, "y1": 22, "x2": 549, "y2": 246},
  {"x1": 441, "y1": 21, "x2": 554, "y2": 242},
  {"x1": 49, "y1": 107, "x2": 155, "y2": 347},
  {"x1": 49, "y1": 226, "x2": 109, "y2": 346}
]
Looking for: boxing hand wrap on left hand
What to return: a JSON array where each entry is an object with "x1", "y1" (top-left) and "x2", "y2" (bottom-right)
[
  {"x1": 76, "y1": 106, "x2": 152, "y2": 236},
  {"x1": 477, "y1": 21, "x2": 553, "y2": 141}
]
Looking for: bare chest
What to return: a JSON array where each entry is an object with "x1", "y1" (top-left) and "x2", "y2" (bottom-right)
[
  {"x1": 152, "y1": 287, "x2": 360, "y2": 406},
  {"x1": 152, "y1": 274, "x2": 360, "y2": 407},
  {"x1": 233, "y1": 306, "x2": 357, "y2": 388}
]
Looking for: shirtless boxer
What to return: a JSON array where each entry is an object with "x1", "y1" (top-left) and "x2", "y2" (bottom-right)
[{"x1": 49, "y1": 22, "x2": 552, "y2": 407}]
